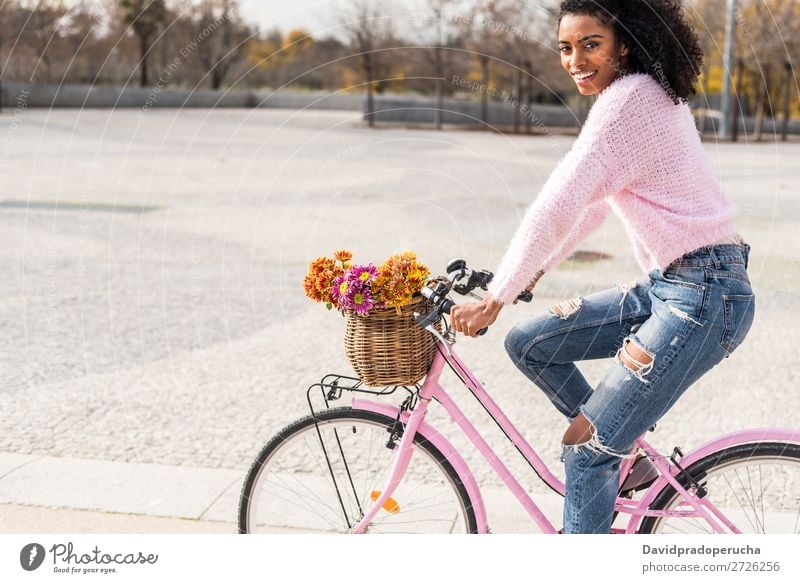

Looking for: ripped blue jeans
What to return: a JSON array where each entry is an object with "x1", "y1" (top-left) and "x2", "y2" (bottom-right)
[{"x1": 504, "y1": 242, "x2": 755, "y2": 533}]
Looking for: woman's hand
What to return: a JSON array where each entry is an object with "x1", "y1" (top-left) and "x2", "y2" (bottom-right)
[{"x1": 450, "y1": 293, "x2": 504, "y2": 337}]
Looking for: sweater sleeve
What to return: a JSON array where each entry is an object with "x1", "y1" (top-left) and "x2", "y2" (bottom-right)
[
  {"x1": 539, "y1": 198, "x2": 611, "y2": 273},
  {"x1": 486, "y1": 95, "x2": 630, "y2": 305}
]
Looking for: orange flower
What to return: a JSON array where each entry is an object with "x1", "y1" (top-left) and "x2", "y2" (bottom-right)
[
  {"x1": 303, "y1": 255, "x2": 341, "y2": 304},
  {"x1": 303, "y1": 275, "x2": 322, "y2": 302},
  {"x1": 305, "y1": 249, "x2": 429, "y2": 311},
  {"x1": 333, "y1": 249, "x2": 353, "y2": 263},
  {"x1": 372, "y1": 252, "x2": 430, "y2": 308}
]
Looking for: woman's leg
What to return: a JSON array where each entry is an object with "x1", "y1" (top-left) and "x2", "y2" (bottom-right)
[
  {"x1": 504, "y1": 278, "x2": 652, "y2": 419},
  {"x1": 561, "y1": 258, "x2": 753, "y2": 533}
]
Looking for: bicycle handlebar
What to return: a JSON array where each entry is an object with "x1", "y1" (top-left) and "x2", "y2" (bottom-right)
[{"x1": 417, "y1": 258, "x2": 533, "y2": 337}]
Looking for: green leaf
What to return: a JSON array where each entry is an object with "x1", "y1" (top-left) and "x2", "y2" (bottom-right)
[{"x1": 326, "y1": 302, "x2": 333, "y2": 310}]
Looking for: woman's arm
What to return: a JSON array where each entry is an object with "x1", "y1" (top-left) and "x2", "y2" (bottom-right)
[
  {"x1": 538, "y1": 198, "x2": 611, "y2": 273},
  {"x1": 451, "y1": 169, "x2": 616, "y2": 336},
  {"x1": 502, "y1": 200, "x2": 610, "y2": 306},
  {"x1": 486, "y1": 93, "x2": 632, "y2": 306}
]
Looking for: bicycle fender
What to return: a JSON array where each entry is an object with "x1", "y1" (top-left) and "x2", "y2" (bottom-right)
[
  {"x1": 635, "y1": 427, "x2": 800, "y2": 518},
  {"x1": 351, "y1": 397, "x2": 489, "y2": 534}
]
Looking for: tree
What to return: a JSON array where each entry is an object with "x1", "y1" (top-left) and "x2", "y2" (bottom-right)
[
  {"x1": 688, "y1": 0, "x2": 800, "y2": 140},
  {"x1": 120, "y1": 0, "x2": 166, "y2": 87},
  {"x1": 194, "y1": 0, "x2": 252, "y2": 90},
  {"x1": 410, "y1": 0, "x2": 463, "y2": 129},
  {"x1": 334, "y1": 0, "x2": 396, "y2": 127},
  {"x1": 735, "y1": 0, "x2": 800, "y2": 141},
  {"x1": 0, "y1": 1, "x2": 16, "y2": 111},
  {"x1": 488, "y1": 0, "x2": 557, "y2": 133},
  {"x1": 57, "y1": 1, "x2": 118, "y2": 84},
  {"x1": 14, "y1": 0, "x2": 68, "y2": 83},
  {"x1": 461, "y1": 0, "x2": 526, "y2": 128}
]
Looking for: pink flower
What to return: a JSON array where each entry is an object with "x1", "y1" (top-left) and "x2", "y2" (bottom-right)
[
  {"x1": 348, "y1": 263, "x2": 379, "y2": 285},
  {"x1": 350, "y1": 288, "x2": 376, "y2": 316},
  {"x1": 331, "y1": 275, "x2": 348, "y2": 308}
]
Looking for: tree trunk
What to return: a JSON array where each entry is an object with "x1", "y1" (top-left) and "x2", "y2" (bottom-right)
[
  {"x1": 511, "y1": 65, "x2": 519, "y2": 134},
  {"x1": 434, "y1": 45, "x2": 443, "y2": 130},
  {"x1": 697, "y1": 64, "x2": 711, "y2": 136},
  {"x1": 480, "y1": 55, "x2": 488, "y2": 127},
  {"x1": 0, "y1": 35, "x2": 3, "y2": 114},
  {"x1": 363, "y1": 54, "x2": 375, "y2": 128},
  {"x1": 754, "y1": 68, "x2": 769, "y2": 142},
  {"x1": 522, "y1": 60, "x2": 531, "y2": 134},
  {"x1": 781, "y1": 60, "x2": 791, "y2": 142},
  {"x1": 731, "y1": 58, "x2": 744, "y2": 142},
  {"x1": 139, "y1": 33, "x2": 150, "y2": 88},
  {"x1": 211, "y1": 66, "x2": 222, "y2": 90}
]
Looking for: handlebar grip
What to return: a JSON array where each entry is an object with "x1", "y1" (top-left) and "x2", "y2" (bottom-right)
[{"x1": 442, "y1": 298, "x2": 489, "y2": 336}]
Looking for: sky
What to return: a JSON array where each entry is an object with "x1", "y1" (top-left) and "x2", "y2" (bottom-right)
[{"x1": 237, "y1": 0, "x2": 333, "y2": 36}]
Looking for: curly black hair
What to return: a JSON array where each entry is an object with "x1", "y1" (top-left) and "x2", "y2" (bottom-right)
[{"x1": 557, "y1": 0, "x2": 704, "y2": 105}]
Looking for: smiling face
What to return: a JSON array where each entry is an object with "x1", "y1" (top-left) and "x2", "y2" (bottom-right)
[{"x1": 558, "y1": 13, "x2": 629, "y2": 96}]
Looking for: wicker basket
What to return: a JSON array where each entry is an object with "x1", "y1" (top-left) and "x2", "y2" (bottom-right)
[{"x1": 344, "y1": 293, "x2": 441, "y2": 387}]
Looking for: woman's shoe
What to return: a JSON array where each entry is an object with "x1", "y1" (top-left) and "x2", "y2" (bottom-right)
[{"x1": 619, "y1": 454, "x2": 660, "y2": 493}]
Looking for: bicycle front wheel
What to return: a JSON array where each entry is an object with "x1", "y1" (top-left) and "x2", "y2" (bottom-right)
[
  {"x1": 640, "y1": 442, "x2": 800, "y2": 533},
  {"x1": 238, "y1": 407, "x2": 477, "y2": 533}
]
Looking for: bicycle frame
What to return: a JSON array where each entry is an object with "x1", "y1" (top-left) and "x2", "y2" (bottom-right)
[{"x1": 349, "y1": 339, "x2": 800, "y2": 534}]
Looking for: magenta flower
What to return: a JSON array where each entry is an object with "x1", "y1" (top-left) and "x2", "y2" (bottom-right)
[
  {"x1": 348, "y1": 263, "x2": 379, "y2": 285},
  {"x1": 333, "y1": 264, "x2": 383, "y2": 315},
  {"x1": 331, "y1": 275, "x2": 348, "y2": 308},
  {"x1": 349, "y1": 287, "x2": 376, "y2": 316}
]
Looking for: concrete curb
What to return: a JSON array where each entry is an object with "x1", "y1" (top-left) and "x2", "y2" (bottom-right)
[
  {"x1": 0, "y1": 453, "x2": 568, "y2": 533},
  {"x1": 0, "y1": 504, "x2": 236, "y2": 534},
  {"x1": 0, "y1": 453, "x2": 243, "y2": 526}
]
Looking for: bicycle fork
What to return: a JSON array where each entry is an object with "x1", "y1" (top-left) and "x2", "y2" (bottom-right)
[
  {"x1": 351, "y1": 395, "x2": 431, "y2": 533},
  {"x1": 350, "y1": 357, "x2": 446, "y2": 533}
]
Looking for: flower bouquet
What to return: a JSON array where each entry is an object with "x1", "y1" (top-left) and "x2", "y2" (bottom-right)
[{"x1": 303, "y1": 249, "x2": 441, "y2": 386}]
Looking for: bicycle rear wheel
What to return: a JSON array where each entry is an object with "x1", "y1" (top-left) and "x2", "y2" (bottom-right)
[
  {"x1": 238, "y1": 407, "x2": 477, "y2": 533},
  {"x1": 640, "y1": 442, "x2": 800, "y2": 533}
]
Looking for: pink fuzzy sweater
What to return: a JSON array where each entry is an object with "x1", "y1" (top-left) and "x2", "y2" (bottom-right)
[{"x1": 487, "y1": 72, "x2": 738, "y2": 306}]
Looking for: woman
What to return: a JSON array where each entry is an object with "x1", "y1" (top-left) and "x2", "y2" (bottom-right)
[{"x1": 449, "y1": 0, "x2": 756, "y2": 534}]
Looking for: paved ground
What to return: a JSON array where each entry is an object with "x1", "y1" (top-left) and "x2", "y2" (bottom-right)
[{"x1": 0, "y1": 108, "x2": 798, "y2": 532}]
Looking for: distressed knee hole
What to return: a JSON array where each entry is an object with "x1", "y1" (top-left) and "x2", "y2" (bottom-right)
[
  {"x1": 616, "y1": 336, "x2": 655, "y2": 384},
  {"x1": 550, "y1": 296, "x2": 582, "y2": 319},
  {"x1": 562, "y1": 412, "x2": 593, "y2": 446},
  {"x1": 561, "y1": 412, "x2": 637, "y2": 460}
]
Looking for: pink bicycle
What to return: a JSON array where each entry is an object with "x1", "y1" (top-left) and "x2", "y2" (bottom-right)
[{"x1": 239, "y1": 259, "x2": 800, "y2": 534}]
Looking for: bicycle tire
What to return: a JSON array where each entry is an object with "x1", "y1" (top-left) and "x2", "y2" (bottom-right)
[
  {"x1": 238, "y1": 407, "x2": 478, "y2": 534},
  {"x1": 639, "y1": 441, "x2": 800, "y2": 533}
]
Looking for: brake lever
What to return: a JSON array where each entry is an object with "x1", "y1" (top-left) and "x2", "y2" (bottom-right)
[
  {"x1": 414, "y1": 311, "x2": 453, "y2": 349},
  {"x1": 517, "y1": 290, "x2": 533, "y2": 303}
]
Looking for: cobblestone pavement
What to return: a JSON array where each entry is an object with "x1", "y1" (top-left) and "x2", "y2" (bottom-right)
[{"x1": 1, "y1": 108, "x2": 798, "y2": 493}]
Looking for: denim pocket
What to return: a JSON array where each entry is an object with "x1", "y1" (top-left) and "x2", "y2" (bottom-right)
[
  {"x1": 662, "y1": 265, "x2": 707, "y2": 288},
  {"x1": 720, "y1": 293, "x2": 755, "y2": 355},
  {"x1": 709, "y1": 262, "x2": 750, "y2": 283},
  {"x1": 651, "y1": 275, "x2": 706, "y2": 323}
]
